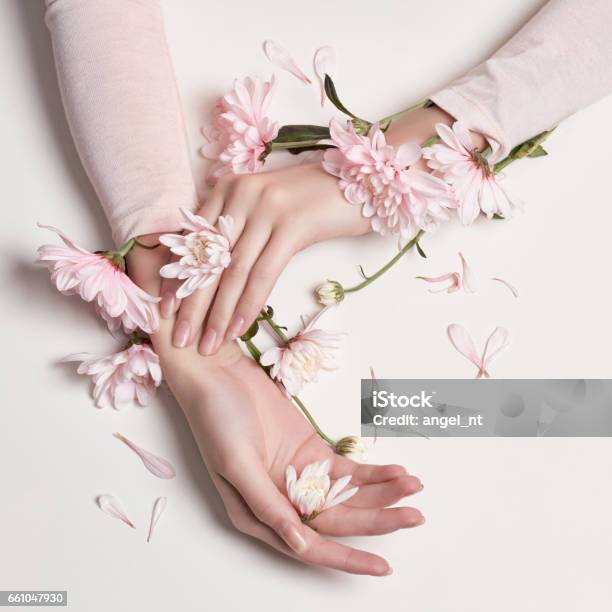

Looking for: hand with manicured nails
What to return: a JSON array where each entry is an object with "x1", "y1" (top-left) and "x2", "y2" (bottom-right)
[
  {"x1": 128, "y1": 244, "x2": 425, "y2": 576},
  {"x1": 158, "y1": 162, "x2": 370, "y2": 353},
  {"x1": 157, "y1": 105, "x2": 476, "y2": 355}
]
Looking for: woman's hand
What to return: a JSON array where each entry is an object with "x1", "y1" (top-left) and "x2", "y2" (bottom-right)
[
  {"x1": 159, "y1": 162, "x2": 371, "y2": 354},
  {"x1": 127, "y1": 245, "x2": 425, "y2": 576},
  {"x1": 158, "y1": 105, "x2": 477, "y2": 356},
  {"x1": 166, "y1": 347, "x2": 424, "y2": 576}
]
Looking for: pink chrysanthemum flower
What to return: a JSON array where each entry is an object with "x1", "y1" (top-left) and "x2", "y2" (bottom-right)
[
  {"x1": 322, "y1": 120, "x2": 456, "y2": 240},
  {"x1": 423, "y1": 121, "x2": 523, "y2": 225},
  {"x1": 36, "y1": 225, "x2": 160, "y2": 334},
  {"x1": 201, "y1": 76, "x2": 280, "y2": 184},
  {"x1": 159, "y1": 210, "x2": 233, "y2": 299},
  {"x1": 260, "y1": 308, "x2": 342, "y2": 397},
  {"x1": 64, "y1": 343, "x2": 162, "y2": 410}
]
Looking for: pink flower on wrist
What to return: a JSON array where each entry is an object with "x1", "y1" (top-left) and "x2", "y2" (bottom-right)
[
  {"x1": 322, "y1": 119, "x2": 456, "y2": 240},
  {"x1": 423, "y1": 121, "x2": 523, "y2": 225},
  {"x1": 36, "y1": 224, "x2": 160, "y2": 334}
]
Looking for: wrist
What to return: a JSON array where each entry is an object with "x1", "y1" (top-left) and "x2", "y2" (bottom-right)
[{"x1": 384, "y1": 104, "x2": 486, "y2": 151}]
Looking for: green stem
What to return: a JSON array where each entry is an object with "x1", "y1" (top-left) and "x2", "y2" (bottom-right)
[
  {"x1": 244, "y1": 338, "x2": 262, "y2": 362},
  {"x1": 379, "y1": 99, "x2": 429, "y2": 128},
  {"x1": 493, "y1": 129, "x2": 554, "y2": 174},
  {"x1": 344, "y1": 230, "x2": 425, "y2": 294},
  {"x1": 244, "y1": 333, "x2": 337, "y2": 450},
  {"x1": 292, "y1": 396, "x2": 336, "y2": 448},
  {"x1": 116, "y1": 238, "x2": 136, "y2": 258}
]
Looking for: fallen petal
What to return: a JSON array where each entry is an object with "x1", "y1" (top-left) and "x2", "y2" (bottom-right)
[
  {"x1": 114, "y1": 433, "x2": 176, "y2": 479},
  {"x1": 481, "y1": 327, "x2": 510, "y2": 377},
  {"x1": 314, "y1": 46, "x2": 336, "y2": 106},
  {"x1": 458, "y1": 252, "x2": 478, "y2": 293},
  {"x1": 416, "y1": 272, "x2": 461, "y2": 294},
  {"x1": 491, "y1": 277, "x2": 519, "y2": 298},
  {"x1": 263, "y1": 40, "x2": 311, "y2": 84},
  {"x1": 97, "y1": 494, "x2": 135, "y2": 528},
  {"x1": 447, "y1": 324, "x2": 483, "y2": 372},
  {"x1": 147, "y1": 497, "x2": 167, "y2": 543}
]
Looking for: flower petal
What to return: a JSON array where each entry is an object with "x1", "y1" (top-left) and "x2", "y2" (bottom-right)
[
  {"x1": 147, "y1": 496, "x2": 167, "y2": 543},
  {"x1": 447, "y1": 324, "x2": 482, "y2": 371},
  {"x1": 114, "y1": 433, "x2": 176, "y2": 479},
  {"x1": 313, "y1": 45, "x2": 336, "y2": 105},
  {"x1": 97, "y1": 494, "x2": 135, "y2": 528},
  {"x1": 458, "y1": 252, "x2": 478, "y2": 293},
  {"x1": 491, "y1": 277, "x2": 519, "y2": 298},
  {"x1": 263, "y1": 40, "x2": 311, "y2": 84}
]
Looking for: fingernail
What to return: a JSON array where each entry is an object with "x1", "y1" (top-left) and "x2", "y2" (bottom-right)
[
  {"x1": 200, "y1": 328, "x2": 217, "y2": 355},
  {"x1": 279, "y1": 523, "x2": 307, "y2": 554},
  {"x1": 384, "y1": 567, "x2": 394, "y2": 576},
  {"x1": 160, "y1": 292, "x2": 175, "y2": 319},
  {"x1": 226, "y1": 315, "x2": 245, "y2": 340},
  {"x1": 418, "y1": 515, "x2": 426, "y2": 526},
  {"x1": 173, "y1": 320, "x2": 191, "y2": 348}
]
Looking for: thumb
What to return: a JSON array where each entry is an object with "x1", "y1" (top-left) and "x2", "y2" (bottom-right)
[{"x1": 225, "y1": 459, "x2": 308, "y2": 555}]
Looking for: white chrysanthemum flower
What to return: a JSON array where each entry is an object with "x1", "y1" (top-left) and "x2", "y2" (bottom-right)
[
  {"x1": 285, "y1": 459, "x2": 358, "y2": 520},
  {"x1": 260, "y1": 307, "x2": 342, "y2": 397},
  {"x1": 159, "y1": 210, "x2": 233, "y2": 299}
]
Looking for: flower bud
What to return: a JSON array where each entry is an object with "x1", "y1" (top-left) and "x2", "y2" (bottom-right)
[
  {"x1": 315, "y1": 280, "x2": 344, "y2": 306},
  {"x1": 335, "y1": 436, "x2": 367, "y2": 461}
]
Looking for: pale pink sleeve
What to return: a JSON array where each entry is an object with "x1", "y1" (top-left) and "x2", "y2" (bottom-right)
[
  {"x1": 431, "y1": 0, "x2": 612, "y2": 161},
  {"x1": 44, "y1": 0, "x2": 197, "y2": 246}
]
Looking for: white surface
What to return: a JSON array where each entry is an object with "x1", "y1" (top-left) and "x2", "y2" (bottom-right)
[{"x1": 1, "y1": 0, "x2": 611, "y2": 610}]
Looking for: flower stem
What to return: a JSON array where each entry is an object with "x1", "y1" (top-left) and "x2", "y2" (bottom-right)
[
  {"x1": 493, "y1": 128, "x2": 554, "y2": 174},
  {"x1": 344, "y1": 230, "x2": 425, "y2": 294},
  {"x1": 292, "y1": 395, "x2": 337, "y2": 448},
  {"x1": 379, "y1": 99, "x2": 430, "y2": 129},
  {"x1": 116, "y1": 238, "x2": 136, "y2": 258},
  {"x1": 257, "y1": 307, "x2": 290, "y2": 344},
  {"x1": 243, "y1": 333, "x2": 337, "y2": 450},
  {"x1": 244, "y1": 338, "x2": 262, "y2": 362}
]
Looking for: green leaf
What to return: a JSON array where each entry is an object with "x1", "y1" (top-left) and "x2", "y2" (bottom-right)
[
  {"x1": 416, "y1": 242, "x2": 427, "y2": 258},
  {"x1": 287, "y1": 144, "x2": 334, "y2": 156},
  {"x1": 324, "y1": 74, "x2": 359, "y2": 119},
  {"x1": 357, "y1": 265, "x2": 368, "y2": 280},
  {"x1": 240, "y1": 320, "x2": 259, "y2": 342},
  {"x1": 528, "y1": 145, "x2": 548, "y2": 158},
  {"x1": 273, "y1": 124, "x2": 330, "y2": 144}
]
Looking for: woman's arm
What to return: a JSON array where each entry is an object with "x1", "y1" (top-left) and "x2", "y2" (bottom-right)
[
  {"x1": 45, "y1": 0, "x2": 197, "y2": 246},
  {"x1": 430, "y1": 0, "x2": 612, "y2": 161}
]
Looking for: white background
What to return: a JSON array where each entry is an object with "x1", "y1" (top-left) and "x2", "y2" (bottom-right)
[{"x1": 1, "y1": 0, "x2": 611, "y2": 610}]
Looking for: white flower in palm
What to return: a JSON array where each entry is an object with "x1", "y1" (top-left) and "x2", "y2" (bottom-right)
[
  {"x1": 260, "y1": 307, "x2": 342, "y2": 397},
  {"x1": 286, "y1": 459, "x2": 358, "y2": 520},
  {"x1": 159, "y1": 210, "x2": 234, "y2": 299}
]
